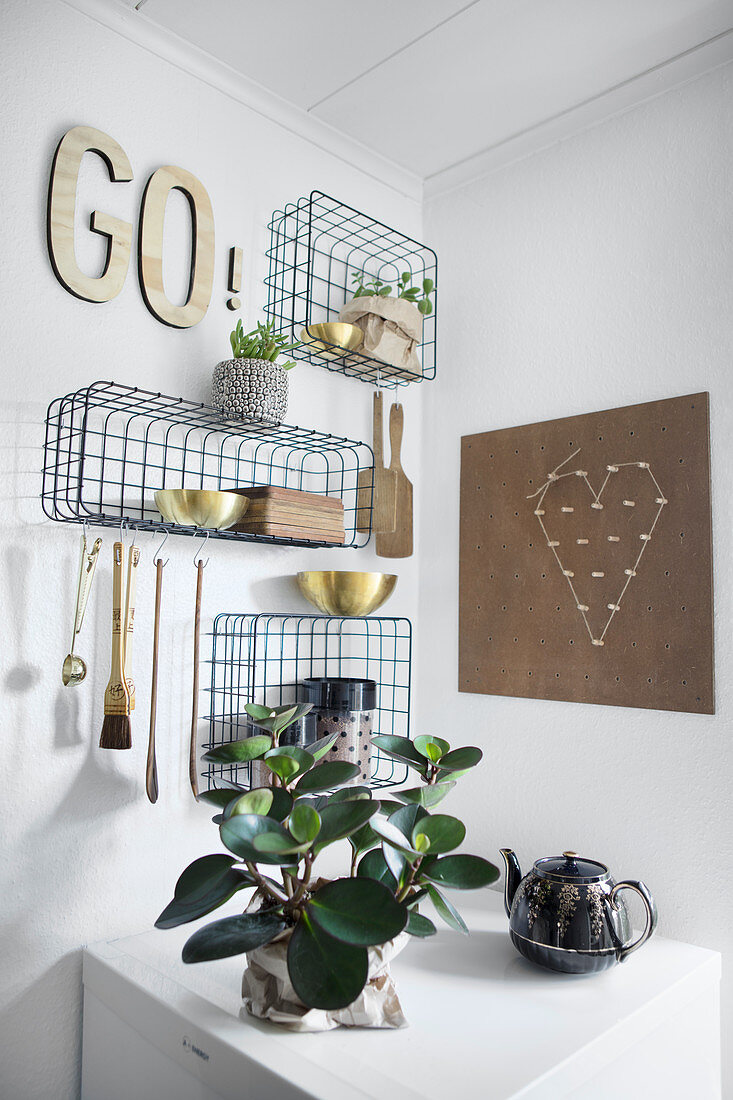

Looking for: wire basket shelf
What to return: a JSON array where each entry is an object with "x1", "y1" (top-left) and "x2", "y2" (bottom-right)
[
  {"x1": 204, "y1": 612, "x2": 412, "y2": 791},
  {"x1": 265, "y1": 191, "x2": 437, "y2": 388},
  {"x1": 42, "y1": 381, "x2": 374, "y2": 548}
]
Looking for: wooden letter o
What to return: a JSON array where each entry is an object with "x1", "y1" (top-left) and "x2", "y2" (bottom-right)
[
  {"x1": 47, "y1": 125, "x2": 134, "y2": 302},
  {"x1": 138, "y1": 165, "x2": 215, "y2": 328}
]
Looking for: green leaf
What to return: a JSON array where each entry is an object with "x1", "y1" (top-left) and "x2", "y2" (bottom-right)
[
  {"x1": 412, "y1": 815, "x2": 466, "y2": 856},
  {"x1": 202, "y1": 735, "x2": 272, "y2": 764},
  {"x1": 435, "y1": 746, "x2": 483, "y2": 773},
  {"x1": 370, "y1": 814, "x2": 420, "y2": 857},
  {"x1": 389, "y1": 803, "x2": 428, "y2": 841},
  {"x1": 427, "y1": 884, "x2": 468, "y2": 934},
  {"x1": 420, "y1": 854, "x2": 499, "y2": 890},
  {"x1": 392, "y1": 782, "x2": 456, "y2": 808},
  {"x1": 418, "y1": 299, "x2": 433, "y2": 315},
  {"x1": 406, "y1": 910, "x2": 437, "y2": 937},
  {"x1": 357, "y1": 848, "x2": 397, "y2": 889},
  {"x1": 198, "y1": 786, "x2": 247, "y2": 809},
  {"x1": 347, "y1": 820, "x2": 379, "y2": 856},
  {"x1": 414, "y1": 833, "x2": 430, "y2": 854},
  {"x1": 295, "y1": 760, "x2": 361, "y2": 794},
  {"x1": 423, "y1": 278, "x2": 434, "y2": 294},
  {"x1": 220, "y1": 814, "x2": 298, "y2": 866},
  {"x1": 328, "y1": 785, "x2": 372, "y2": 804},
  {"x1": 314, "y1": 800, "x2": 378, "y2": 850},
  {"x1": 414, "y1": 734, "x2": 450, "y2": 763},
  {"x1": 182, "y1": 911, "x2": 285, "y2": 963},
  {"x1": 289, "y1": 802, "x2": 321, "y2": 845},
  {"x1": 244, "y1": 703, "x2": 275, "y2": 721},
  {"x1": 371, "y1": 735, "x2": 427, "y2": 773},
  {"x1": 155, "y1": 855, "x2": 253, "y2": 930},
  {"x1": 308, "y1": 732, "x2": 339, "y2": 762},
  {"x1": 262, "y1": 746, "x2": 313, "y2": 785},
  {"x1": 307, "y1": 878, "x2": 407, "y2": 946},
  {"x1": 223, "y1": 788, "x2": 273, "y2": 818},
  {"x1": 253, "y1": 832, "x2": 310, "y2": 856},
  {"x1": 287, "y1": 912, "x2": 368, "y2": 1010}
]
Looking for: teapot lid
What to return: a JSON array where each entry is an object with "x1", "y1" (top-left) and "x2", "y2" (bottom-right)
[{"x1": 534, "y1": 851, "x2": 610, "y2": 883}]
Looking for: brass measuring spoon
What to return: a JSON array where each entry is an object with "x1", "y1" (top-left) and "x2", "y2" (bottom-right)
[{"x1": 62, "y1": 534, "x2": 102, "y2": 686}]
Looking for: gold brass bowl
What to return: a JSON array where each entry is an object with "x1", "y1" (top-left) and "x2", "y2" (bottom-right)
[
  {"x1": 154, "y1": 489, "x2": 250, "y2": 531},
  {"x1": 296, "y1": 571, "x2": 397, "y2": 617},
  {"x1": 299, "y1": 322, "x2": 364, "y2": 360}
]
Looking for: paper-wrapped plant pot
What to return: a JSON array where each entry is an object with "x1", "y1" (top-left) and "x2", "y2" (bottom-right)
[
  {"x1": 339, "y1": 295, "x2": 422, "y2": 379},
  {"x1": 241, "y1": 925, "x2": 409, "y2": 1032}
]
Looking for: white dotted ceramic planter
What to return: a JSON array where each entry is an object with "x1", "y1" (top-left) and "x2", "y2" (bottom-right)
[{"x1": 211, "y1": 358, "x2": 288, "y2": 424}]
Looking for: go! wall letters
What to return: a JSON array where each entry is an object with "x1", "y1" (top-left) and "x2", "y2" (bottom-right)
[{"x1": 47, "y1": 124, "x2": 221, "y2": 328}]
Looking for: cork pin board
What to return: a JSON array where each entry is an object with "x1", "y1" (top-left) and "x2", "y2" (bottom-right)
[{"x1": 459, "y1": 393, "x2": 713, "y2": 714}]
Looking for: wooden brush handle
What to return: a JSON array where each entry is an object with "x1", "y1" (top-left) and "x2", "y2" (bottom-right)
[
  {"x1": 124, "y1": 545, "x2": 140, "y2": 710},
  {"x1": 104, "y1": 542, "x2": 130, "y2": 715},
  {"x1": 389, "y1": 402, "x2": 404, "y2": 471},
  {"x1": 373, "y1": 390, "x2": 385, "y2": 467},
  {"x1": 147, "y1": 558, "x2": 163, "y2": 804},
  {"x1": 189, "y1": 560, "x2": 204, "y2": 799}
]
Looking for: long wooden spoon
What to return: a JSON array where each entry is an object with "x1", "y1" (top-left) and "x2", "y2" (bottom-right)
[
  {"x1": 189, "y1": 558, "x2": 205, "y2": 799},
  {"x1": 146, "y1": 557, "x2": 164, "y2": 803}
]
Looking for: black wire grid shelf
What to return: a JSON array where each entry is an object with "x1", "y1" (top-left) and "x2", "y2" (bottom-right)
[
  {"x1": 265, "y1": 191, "x2": 437, "y2": 388},
  {"x1": 42, "y1": 381, "x2": 374, "y2": 548},
  {"x1": 203, "y1": 613, "x2": 412, "y2": 791}
]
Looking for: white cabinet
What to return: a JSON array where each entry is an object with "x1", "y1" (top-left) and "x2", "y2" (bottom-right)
[{"x1": 81, "y1": 893, "x2": 720, "y2": 1099}]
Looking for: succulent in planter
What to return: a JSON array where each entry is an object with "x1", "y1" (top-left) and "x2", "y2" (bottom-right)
[
  {"x1": 155, "y1": 703, "x2": 498, "y2": 1030},
  {"x1": 339, "y1": 270, "x2": 435, "y2": 379},
  {"x1": 211, "y1": 319, "x2": 300, "y2": 424}
]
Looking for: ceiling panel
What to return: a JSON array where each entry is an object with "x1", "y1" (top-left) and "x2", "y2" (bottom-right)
[
  {"x1": 311, "y1": 0, "x2": 733, "y2": 177},
  {"x1": 137, "y1": 0, "x2": 474, "y2": 109}
]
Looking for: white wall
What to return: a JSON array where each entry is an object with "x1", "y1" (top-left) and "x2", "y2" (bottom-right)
[
  {"x1": 421, "y1": 62, "x2": 732, "y2": 1088},
  {"x1": 0, "y1": 3, "x2": 423, "y2": 1096}
]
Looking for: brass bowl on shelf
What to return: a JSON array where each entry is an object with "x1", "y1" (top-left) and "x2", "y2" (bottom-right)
[
  {"x1": 299, "y1": 322, "x2": 364, "y2": 360},
  {"x1": 296, "y1": 570, "x2": 397, "y2": 617},
  {"x1": 154, "y1": 489, "x2": 250, "y2": 531}
]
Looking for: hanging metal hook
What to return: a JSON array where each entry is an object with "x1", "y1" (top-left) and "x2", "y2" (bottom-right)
[
  {"x1": 119, "y1": 518, "x2": 128, "y2": 545},
  {"x1": 153, "y1": 529, "x2": 169, "y2": 567},
  {"x1": 193, "y1": 529, "x2": 210, "y2": 568}
]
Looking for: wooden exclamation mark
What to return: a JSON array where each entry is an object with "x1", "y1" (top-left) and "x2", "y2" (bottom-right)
[{"x1": 226, "y1": 247, "x2": 242, "y2": 310}]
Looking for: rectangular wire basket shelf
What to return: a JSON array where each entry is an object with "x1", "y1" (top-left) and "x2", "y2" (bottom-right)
[
  {"x1": 265, "y1": 190, "x2": 437, "y2": 388},
  {"x1": 42, "y1": 381, "x2": 374, "y2": 548},
  {"x1": 203, "y1": 612, "x2": 412, "y2": 790}
]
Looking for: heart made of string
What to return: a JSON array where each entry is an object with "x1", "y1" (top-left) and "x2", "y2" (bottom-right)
[{"x1": 532, "y1": 460, "x2": 667, "y2": 646}]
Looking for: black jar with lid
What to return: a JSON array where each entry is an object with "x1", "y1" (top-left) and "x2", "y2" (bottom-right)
[{"x1": 301, "y1": 677, "x2": 376, "y2": 782}]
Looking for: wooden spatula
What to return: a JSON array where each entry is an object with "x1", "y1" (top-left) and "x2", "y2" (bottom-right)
[
  {"x1": 376, "y1": 402, "x2": 413, "y2": 558},
  {"x1": 356, "y1": 390, "x2": 397, "y2": 534}
]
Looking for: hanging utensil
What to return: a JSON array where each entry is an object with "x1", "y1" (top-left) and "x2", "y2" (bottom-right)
[
  {"x1": 376, "y1": 402, "x2": 413, "y2": 558},
  {"x1": 99, "y1": 541, "x2": 132, "y2": 749},
  {"x1": 123, "y1": 541, "x2": 140, "y2": 710},
  {"x1": 189, "y1": 532, "x2": 209, "y2": 800},
  {"x1": 356, "y1": 390, "x2": 397, "y2": 534},
  {"x1": 62, "y1": 532, "x2": 102, "y2": 686},
  {"x1": 147, "y1": 533, "x2": 167, "y2": 804}
]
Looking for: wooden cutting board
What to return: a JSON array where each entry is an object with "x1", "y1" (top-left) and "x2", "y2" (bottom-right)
[
  {"x1": 357, "y1": 391, "x2": 397, "y2": 534},
  {"x1": 376, "y1": 402, "x2": 412, "y2": 558}
]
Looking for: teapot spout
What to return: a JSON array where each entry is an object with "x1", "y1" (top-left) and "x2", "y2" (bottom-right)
[{"x1": 499, "y1": 849, "x2": 522, "y2": 918}]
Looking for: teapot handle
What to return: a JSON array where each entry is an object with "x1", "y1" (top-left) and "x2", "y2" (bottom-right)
[{"x1": 609, "y1": 880, "x2": 658, "y2": 963}]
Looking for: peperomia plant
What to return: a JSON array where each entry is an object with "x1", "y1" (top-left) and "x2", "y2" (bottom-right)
[
  {"x1": 229, "y1": 318, "x2": 299, "y2": 367},
  {"x1": 350, "y1": 270, "x2": 435, "y2": 315},
  {"x1": 155, "y1": 705, "x2": 498, "y2": 1011}
]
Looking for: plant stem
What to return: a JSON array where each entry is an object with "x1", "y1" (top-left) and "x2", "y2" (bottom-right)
[
  {"x1": 245, "y1": 862, "x2": 288, "y2": 906},
  {"x1": 396, "y1": 856, "x2": 423, "y2": 904},
  {"x1": 349, "y1": 846, "x2": 359, "y2": 877}
]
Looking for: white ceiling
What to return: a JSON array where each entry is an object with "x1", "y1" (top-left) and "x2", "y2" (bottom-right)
[{"x1": 118, "y1": 0, "x2": 733, "y2": 188}]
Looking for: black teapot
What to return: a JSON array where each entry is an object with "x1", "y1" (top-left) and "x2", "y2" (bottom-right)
[{"x1": 500, "y1": 849, "x2": 657, "y2": 975}]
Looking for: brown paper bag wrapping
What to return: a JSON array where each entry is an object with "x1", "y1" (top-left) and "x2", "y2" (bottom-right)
[
  {"x1": 339, "y1": 294, "x2": 422, "y2": 378},
  {"x1": 241, "y1": 927, "x2": 410, "y2": 1031}
]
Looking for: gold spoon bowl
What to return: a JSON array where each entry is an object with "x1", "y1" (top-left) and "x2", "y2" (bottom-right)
[
  {"x1": 299, "y1": 322, "x2": 364, "y2": 360},
  {"x1": 296, "y1": 570, "x2": 397, "y2": 617},
  {"x1": 154, "y1": 488, "x2": 250, "y2": 531}
]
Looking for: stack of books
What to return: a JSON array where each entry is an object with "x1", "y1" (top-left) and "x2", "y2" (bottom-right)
[{"x1": 230, "y1": 486, "x2": 345, "y2": 544}]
